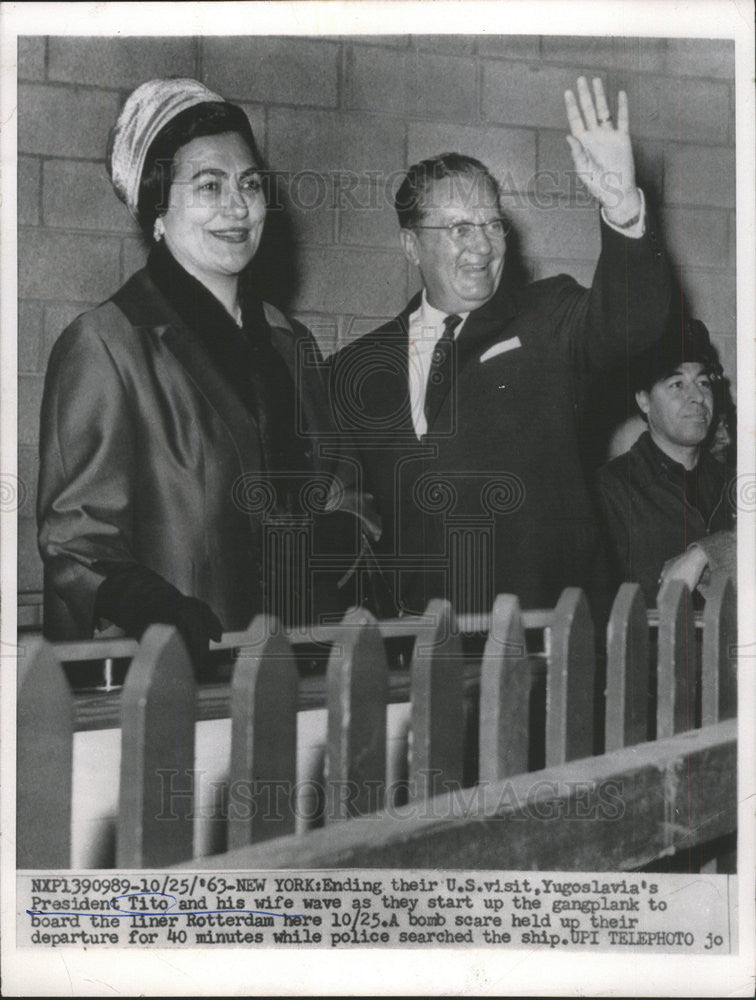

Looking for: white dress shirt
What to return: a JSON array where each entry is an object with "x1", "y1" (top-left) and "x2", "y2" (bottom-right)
[{"x1": 408, "y1": 292, "x2": 469, "y2": 438}]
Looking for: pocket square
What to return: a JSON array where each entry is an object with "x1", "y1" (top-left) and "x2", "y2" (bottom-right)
[{"x1": 479, "y1": 337, "x2": 522, "y2": 362}]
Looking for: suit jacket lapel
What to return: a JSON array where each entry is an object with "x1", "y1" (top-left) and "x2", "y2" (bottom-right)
[
  {"x1": 360, "y1": 298, "x2": 418, "y2": 437},
  {"x1": 456, "y1": 282, "x2": 519, "y2": 362}
]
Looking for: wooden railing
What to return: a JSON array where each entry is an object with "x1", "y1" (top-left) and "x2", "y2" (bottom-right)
[{"x1": 17, "y1": 575, "x2": 737, "y2": 871}]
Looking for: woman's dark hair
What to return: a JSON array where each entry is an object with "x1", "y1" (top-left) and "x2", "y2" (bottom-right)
[{"x1": 136, "y1": 101, "x2": 263, "y2": 242}]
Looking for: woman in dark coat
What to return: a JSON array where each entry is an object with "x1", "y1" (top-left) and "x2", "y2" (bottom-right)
[{"x1": 38, "y1": 78, "x2": 374, "y2": 665}]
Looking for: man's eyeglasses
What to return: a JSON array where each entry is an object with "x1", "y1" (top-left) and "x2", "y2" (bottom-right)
[{"x1": 414, "y1": 218, "x2": 510, "y2": 244}]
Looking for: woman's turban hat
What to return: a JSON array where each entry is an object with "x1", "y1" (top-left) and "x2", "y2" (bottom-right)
[{"x1": 107, "y1": 77, "x2": 224, "y2": 218}]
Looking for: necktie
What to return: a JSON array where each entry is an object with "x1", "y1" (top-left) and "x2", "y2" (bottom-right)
[{"x1": 424, "y1": 313, "x2": 462, "y2": 433}]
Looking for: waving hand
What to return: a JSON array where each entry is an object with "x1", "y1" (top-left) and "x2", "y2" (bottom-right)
[{"x1": 564, "y1": 76, "x2": 641, "y2": 226}]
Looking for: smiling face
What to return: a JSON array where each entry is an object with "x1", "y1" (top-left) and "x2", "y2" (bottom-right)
[
  {"x1": 636, "y1": 362, "x2": 714, "y2": 460},
  {"x1": 400, "y1": 172, "x2": 505, "y2": 314},
  {"x1": 161, "y1": 131, "x2": 266, "y2": 286}
]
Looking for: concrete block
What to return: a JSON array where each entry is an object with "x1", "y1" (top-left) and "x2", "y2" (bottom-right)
[
  {"x1": 331, "y1": 36, "x2": 410, "y2": 48},
  {"x1": 665, "y1": 38, "x2": 734, "y2": 79},
  {"x1": 345, "y1": 45, "x2": 476, "y2": 120},
  {"x1": 291, "y1": 248, "x2": 408, "y2": 315},
  {"x1": 536, "y1": 129, "x2": 663, "y2": 209},
  {"x1": 272, "y1": 172, "x2": 335, "y2": 245},
  {"x1": 19, "y1": 374, "x2": 45, "y2": 446},
  {"x1": 612, "y1": 37, "x2": 667, "y2": 74},
  {"x1": 713, "y1": 335, "x2": 737, "y2": 386},
  {"x1": 43, "y1": 159, "x2": 136, "y2": 232},
  {"x1": 121, "y1": 237, "x2": 148, "y2": 283},
  {"x1": 338, "y1": 179, "x2": 400, "y2": 249},
  {"x1": 48, "y1": 37, "x2": 196, "y2": 89},
  {"x1": 679, "y1": 269, "x2": 736, "y2": 336},
  {"x1": 19, "y1": 84, "x2": 121, "y2": 158},
  {"x1": 664, "y1": 144, "x2": 735, "y2": 208},
  {"x1": 531, "y1": 257, "x2": 596, "y2": 289},
  {"x1": 17, "y1": 447, "x2": 38, "y2": 520},
  {"x1": 541, "y1": 36, "x2": 620, "y2": 70},
  {"x1": 483, "y1": 61, "x2": 579, "y2": 129},
  {"x1": 336, "y1": 314, "x2": 396, "y2": 349},
  {"x1": 622, "y1": 74, "x2": 730, "y2": 145},
  {"x1": 19, "y1": 229, "x2": 121, "y2": 301},
  {"x1": 508, "y1": 202, "x2": 600, "y2": 262},
  {"x1": 290, "y1": 313, "x2": 340, "y2": 357},
  {"x1": 408, "y1": 122, "x2": 536, "y2": 195},
  {"x1": 661, "y1": 207, "x2": 729, "y2": 270},
  {"x1": 203, "y1": 37, "x2": 338, "y2": 107},
  {"x1": 412, "y1": 36, "x2": 476, "y2": 55},
  {"x1": 18, "y1": 156, "x2": 41, "y2": 227},
  {"x1": 268, "y1": 107, "x2": 405, "y2": 178},
  {"x1": 238, "y1": 104, "x2": 267, "y2": 160},
  {"x1": 632, "y1": 138, "x2": 665, "y2": 204},
  {"x1": 18, "y1": 519, "x2": 44, "y2": 592},
  {"x1": 477, "y1": 36, "x2": 541, "y2": 60},
  {"x1": 43, "y1": 302, "x2": 95, "y2": 367},
  {"x1": 727, "y1": 211, "x2": 736, "y2": 269},
  {"x1": 541, "y1": 36, "x2": 666, "y2": 75},
  {"x1": 18, "y1": 37, "x2": 45, "y2": 80},
  {"x1": 18, "y1": 300, "x2": 43, "y2": 373}
]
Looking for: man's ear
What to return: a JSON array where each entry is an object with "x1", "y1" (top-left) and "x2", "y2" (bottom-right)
[
  {"x1": 400, "y1": 228, "x2": 420, "y2": 266},
  {"x1": 635, "y1": 389, "x2": 650, "y2": 417}
]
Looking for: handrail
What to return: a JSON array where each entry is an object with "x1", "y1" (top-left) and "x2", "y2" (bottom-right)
[{"x1": 47, "y1": 607, "x2": 706, "y2": 665}]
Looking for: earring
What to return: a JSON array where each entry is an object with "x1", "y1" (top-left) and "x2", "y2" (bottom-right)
[{"x1": 153, "y1": 217, "x2": 165, "y2": 242}]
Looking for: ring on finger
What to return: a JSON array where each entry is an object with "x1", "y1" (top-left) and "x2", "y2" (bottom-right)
[{"x1": 598, "y1": 113, "x2": 612, "y2": 125}]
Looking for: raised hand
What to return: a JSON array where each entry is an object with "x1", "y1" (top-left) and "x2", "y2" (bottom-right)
[{"x1": 564, "y1": 76, "x2": 641, "y2": 225}]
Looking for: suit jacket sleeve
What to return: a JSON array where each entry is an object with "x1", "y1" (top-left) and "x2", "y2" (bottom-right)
[
  {"x1": 553, "y1": 211, "x2": 671, "y2": 374},
  {"x1": 689, "y1": 529, "x2": 737, "y2": 598},
  {"x1": 595, "y1": 464, "x2": 632, "y2": 589},
  {"x1": 37, "y1": 317, "x2": 143, "y2": 634}
]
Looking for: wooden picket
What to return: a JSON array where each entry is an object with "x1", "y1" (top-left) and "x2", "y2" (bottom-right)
[
  {"x1": 16, "y1": 577, "x2": 738, "y2": 871},
  {"x1": 605, "y1": 583, "x2": 651, "y2": 750},
  {"x1": 546, "y1": 588, "x2": 595, "y2": 765},
  {"x1": 656, "y1": 580, "x2": 696, "y2": 738},
  {"x1": 478, "y1": 594, "x2": 530, "y2": 782},
  {"x1": 701, "y1": 571, "x2": 737, "y2": 725},
  {"x1": 116, "y1": 625, "x2": 195, "y2": 868},
  {"x1": 227, "y1": 615, "x2": 298, "y2": 849},
  {"x1": 325, "y1": 607, "x2": 388, "y2": 822},
  {"x1": 17, "y1": 640, "x2": 74, "y2": 868},
  {"x1": 408, "y1": 599, "x2": 465, "y2": 801}
]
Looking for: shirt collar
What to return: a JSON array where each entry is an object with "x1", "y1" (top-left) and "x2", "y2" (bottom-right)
[{"x1": 419, "y1": 289, "x2": 470, "y2": 333}]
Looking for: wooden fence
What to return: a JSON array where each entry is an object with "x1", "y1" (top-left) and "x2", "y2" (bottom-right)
[{"x1": 17, "y1": 575, "x2": 737, "y2": 872}]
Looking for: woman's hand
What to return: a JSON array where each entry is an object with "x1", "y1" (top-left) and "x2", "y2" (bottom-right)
[
  {"x1": 170, "y1": 596, "x2": 223, "y2": 674},
  {"x1": 95, "y1": 564, "x2": 222, "y2": 674},
  {"x1": 564, "y1": 76, "x2": 641, "y2": 226}
]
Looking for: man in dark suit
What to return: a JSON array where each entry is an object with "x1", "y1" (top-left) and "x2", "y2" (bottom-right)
[{"x1": 330, "y1": 77, "x2": 671, "y2": 616}]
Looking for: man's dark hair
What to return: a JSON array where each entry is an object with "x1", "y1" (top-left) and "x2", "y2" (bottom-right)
[
  {"x1": 394, "y1": 152, "x2": 500, "y2": 230},
  {"x1": 632, "y1": 317, "x2": 723, "y2": 396},
  {"x1": 136, "y1": 101, "x2": 263, "y2": 242}
]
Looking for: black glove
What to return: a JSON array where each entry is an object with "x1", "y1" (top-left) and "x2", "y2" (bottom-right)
[{"x1": 94, "y1": 564, "x2": 223, "y2": 674}]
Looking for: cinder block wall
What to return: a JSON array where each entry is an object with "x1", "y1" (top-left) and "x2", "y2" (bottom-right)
[{"x1": 18, "y1": 35, "x2": 736, "y2": 602}]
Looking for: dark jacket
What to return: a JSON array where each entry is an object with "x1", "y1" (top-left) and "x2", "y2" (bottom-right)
[
  {"x1": 596, "y1": 430, "x2": 734, "y2": 606},
  {"x1": 330, "y1": 215, "x2": 671, "y2": 614},
  {"x1": 38, "y1": 266, "x2": 369, "y2": 638}
]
